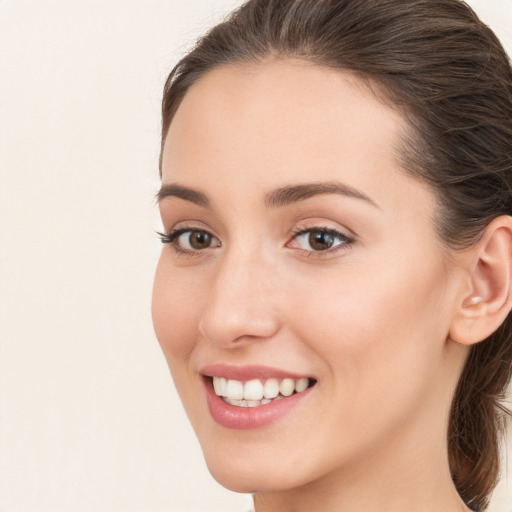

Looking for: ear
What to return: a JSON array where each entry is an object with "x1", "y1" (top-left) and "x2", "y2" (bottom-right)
[{"x1": 449, "y1": 216, "x2": 512, "y2": 346}]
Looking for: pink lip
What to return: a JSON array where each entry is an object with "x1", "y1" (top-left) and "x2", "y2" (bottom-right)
[
  {"x1": 201, "y1": 364, "x2": 310, "y2": 381},
  {"x1": 201, "y1": 365, "x2": 315, "y2": 430}
]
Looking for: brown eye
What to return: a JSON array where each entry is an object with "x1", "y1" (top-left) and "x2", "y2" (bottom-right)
[
  {"x1": 308, "y1": 230, "x2": 335, "y2": 251},
  {"x1": 162, "y1": 228, "x2": 221, "y2": 252},
  {"x1": 290, "y1": 227, "x2": 353, "y2": 253},
  {"x1": 189, "y1": 231, "x2": 213, "y2": 249}
]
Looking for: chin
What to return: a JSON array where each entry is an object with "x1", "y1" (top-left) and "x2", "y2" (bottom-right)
[
  {"x1": 207, "y1": 465, "x2": 262, "y2": 494},
  {"x1": 207, "y1": 464, "x2": 297, "y2": 494},
  {"x1": 201, "y1": 443, "x2": 320, "y2": 494}
]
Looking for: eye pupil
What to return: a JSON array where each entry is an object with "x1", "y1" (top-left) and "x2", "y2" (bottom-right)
[
  {"x1": 189, "y1": 231, "x2": 211, "y2": 249},
  {"x1": 309, "y1": 230, "x2": 334, "y2": 250}
]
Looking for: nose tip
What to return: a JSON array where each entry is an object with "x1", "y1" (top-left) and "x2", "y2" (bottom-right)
[
  {"x1": 198, "y1": 258, "x2": 281, "y2": 348},
  {"x1": 199, "y1": 308, "x2": 280, "y2": 348}
]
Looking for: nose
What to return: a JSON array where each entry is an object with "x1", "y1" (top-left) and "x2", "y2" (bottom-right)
[{"x1": 199, "y1": 248, "x2": 281, "y2": 348}]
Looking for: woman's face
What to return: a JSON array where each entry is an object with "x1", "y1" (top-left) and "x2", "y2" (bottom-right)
[{"x1": 153, "y1": 60, "x2": 466, "y2": 493}]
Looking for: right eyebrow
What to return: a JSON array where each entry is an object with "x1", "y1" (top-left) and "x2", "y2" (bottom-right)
[{"x1": 156, "y1": 183, "x2": 210, "y2": 207}]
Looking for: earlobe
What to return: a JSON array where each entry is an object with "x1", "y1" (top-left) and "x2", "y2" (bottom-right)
[{"x1": 449, "y1": 216, "x2": 512, "y2": 346}]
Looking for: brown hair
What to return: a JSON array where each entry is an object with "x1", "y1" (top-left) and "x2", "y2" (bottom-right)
[{"x1": 160, "y1": 1, "x2": 512, "y2": 509}]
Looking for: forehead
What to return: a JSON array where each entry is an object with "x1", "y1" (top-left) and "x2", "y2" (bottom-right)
[{"x1": 161, "y1": 59, "x2": 423, "y2": 209}]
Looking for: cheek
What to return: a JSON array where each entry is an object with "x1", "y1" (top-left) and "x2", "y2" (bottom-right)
[
  {"x1": 285, "y1": 253, "x2": 450, "y2": 412},
  {"x1": 151, "y1": 255, "x2": 203, "y2": 370}
]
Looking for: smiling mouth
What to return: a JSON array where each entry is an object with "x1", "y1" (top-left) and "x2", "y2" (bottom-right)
[{"x1": 209, "y1": 376, "x2": 317, "y2": 408}]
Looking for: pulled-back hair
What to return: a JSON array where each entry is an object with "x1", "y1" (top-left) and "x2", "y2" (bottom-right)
[{"x1": 160, "y1": 1, "x2": 512, "y2": 509}]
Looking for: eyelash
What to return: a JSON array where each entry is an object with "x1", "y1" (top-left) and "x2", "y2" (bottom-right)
[
  {"x1": 287, "y1": 226, "x2": 354, "y2": 258},
  {"x1": 157, "y1": 227, "x2": 218, "y2": 256},
  {"x1": 157, "y1": 226, "x2": 354, "y2": 258}
]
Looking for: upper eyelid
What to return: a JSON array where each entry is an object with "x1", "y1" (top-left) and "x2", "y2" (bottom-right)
[
  {"x1": 288, "y1": 214, "x2": 358, "y2": 234},
  {"x1": 291, "y1": 226, "x2": 349, "y2": 236},
  {"x1": 289, "y1": 222, "x2": 355, "y2": 240},
  {"x1": 162, "y1": 220, "x2": 219, "y2": 237},
  {"x1": 289, "y1": 227, "x2": 353, "y2": 245},
  {"x1": 165, "y1": 219, "x2": 208, "y2": 231},
  {"x1": 167, "y1": 226, "x2": 219, "y2": 241}
]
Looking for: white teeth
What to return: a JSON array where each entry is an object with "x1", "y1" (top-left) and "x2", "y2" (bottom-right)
[
  {"x1": 263, "y1": 378, "x2": 280, "y2": 399},
  {"x1": 244, "y1": 379, "x2": 264, "y2": 401},
  {"x1": 219, "y1": 377, "x2": 227, "y2": 396},
  {"x1": 212, "y1": 375, "x2": 312, "y2": 406},
  {"x1": 295, "y1": 377, "x2": 309, "y2": 393},
  {"x1": 225, "y1": 398, "x2": 267, "y2": 407},
  {"x1": 279, "y1": 378, "x2": 295, "y2": 397},
  {"x1": 225, "y1": 398, "x2": 244, "y2": 407},
  {"x1": 226, "y1": 379, "x2": 244, "y2": 400},
  {"x1": 213, "y1": 377, "x2": 221, "y2": 395}
]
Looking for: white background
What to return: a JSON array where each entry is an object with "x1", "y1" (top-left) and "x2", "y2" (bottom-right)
[{"x1": 1, "y1": 1, "x2": 511, "y2": 511}]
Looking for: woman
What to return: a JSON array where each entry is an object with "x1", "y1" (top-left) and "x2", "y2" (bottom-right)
[{"x1": 152, "y1": 1, "x2": 512, "y2": 510}]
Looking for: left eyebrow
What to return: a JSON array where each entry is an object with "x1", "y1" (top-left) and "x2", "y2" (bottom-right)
[{"x1": 264, "y1": 181, "x2": 380, "y2": 209}]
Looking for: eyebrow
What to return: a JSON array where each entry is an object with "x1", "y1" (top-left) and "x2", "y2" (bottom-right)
[
  {"x1": 264, "y1": 181, "x2": 379, "y2": 209},
  {"x1": 156, "y1": 183, "x2": 210, "y2": 207},
  {"x1": 156, "y1": 180, "x2": 378, "y2": 209}
]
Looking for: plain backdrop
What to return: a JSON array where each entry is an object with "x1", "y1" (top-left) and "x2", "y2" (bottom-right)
[{"x1": 1, "y1": 1, "x2": 512, "y2": 511}]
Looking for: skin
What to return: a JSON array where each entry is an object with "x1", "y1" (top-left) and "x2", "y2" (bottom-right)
[{"x1": 152, "y1": 59, "x2": 475, "y2": 512}]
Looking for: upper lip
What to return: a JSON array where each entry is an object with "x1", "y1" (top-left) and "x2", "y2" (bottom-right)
[{"x1": 201, "y1": 364, "x2": 313, "y2": 381}]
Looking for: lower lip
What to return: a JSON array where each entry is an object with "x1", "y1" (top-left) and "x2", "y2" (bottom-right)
[{"x1": 204, "y1": 378, "x2": 313, "y2": 430}]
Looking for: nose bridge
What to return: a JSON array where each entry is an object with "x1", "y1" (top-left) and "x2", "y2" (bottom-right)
[{"x1": 199, "y1": 241, "x2": 279, "y2": 347}]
